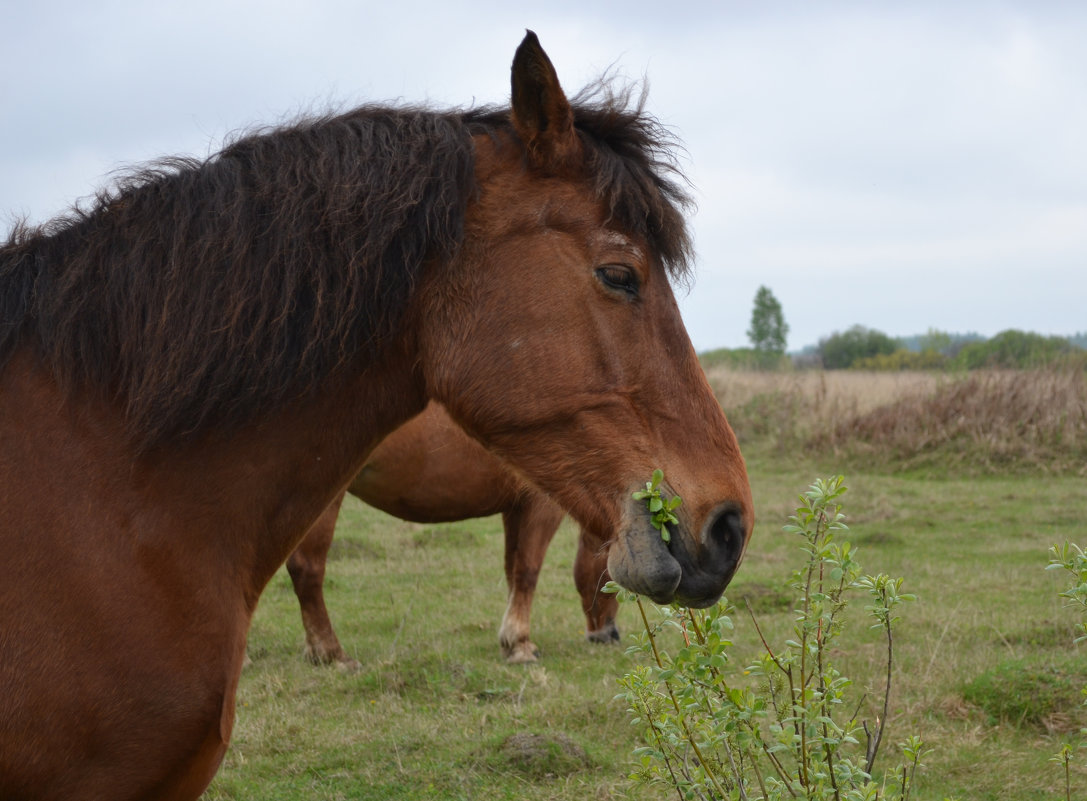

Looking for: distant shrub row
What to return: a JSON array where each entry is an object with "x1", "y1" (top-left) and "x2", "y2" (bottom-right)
[
  {"x1": 701, "y1": 328, "x2": 1087, "y2": 371},
  {"x1": 698, "y1": 346, "x2": 791, "y2": 371}
]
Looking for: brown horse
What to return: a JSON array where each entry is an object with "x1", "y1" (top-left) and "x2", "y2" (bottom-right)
[
  {"x1": 0, "y1": 32, "x2": 753, "y2": 801},
  {"x1": 286, "y1": 401, "x2": 617, "y2": 668}
]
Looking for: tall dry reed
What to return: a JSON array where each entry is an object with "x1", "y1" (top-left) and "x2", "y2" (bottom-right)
[{"x1": 709, "y1": 367, "x2": 1087, "y2": 474}]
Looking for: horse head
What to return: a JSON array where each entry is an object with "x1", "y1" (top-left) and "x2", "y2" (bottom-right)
[{"x1": 418, "y1": 32, "x2": 753, "y2": 608}]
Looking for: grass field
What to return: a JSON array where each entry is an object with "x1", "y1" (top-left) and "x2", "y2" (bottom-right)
[{"x1": 202, "y1": 369, "x2": 1087, "y2": 800}]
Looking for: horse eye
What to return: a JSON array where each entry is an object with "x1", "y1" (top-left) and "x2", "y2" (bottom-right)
[{"x1": 595, "y1": 265, "x2": 639, "y2": 296}]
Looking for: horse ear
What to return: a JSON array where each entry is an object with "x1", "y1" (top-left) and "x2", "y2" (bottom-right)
[{"x1": 510, "y1": 30, "x2": 580, "y2": 170}]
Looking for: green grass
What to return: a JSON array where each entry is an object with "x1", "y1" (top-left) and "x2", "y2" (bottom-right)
[
  {"x1": 729, "y1": 462, "x2": 1087, "y2": 801},
  {"x1": 203, "y1": 460, "x2": 1086, "y2": 800},
  {"x1": 206, "y1": 503, "x2": 652, "y2": 801}
]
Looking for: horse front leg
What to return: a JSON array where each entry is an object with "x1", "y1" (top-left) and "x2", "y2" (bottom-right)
[
  {"x1": 285, "y1": 490, "x2": 360, "y2": 670},
  {"x1": 498, "y1": 493, "x2": 565, "y2": 663},
  {"x1": 575, "y1": 527, "x2": 620, "y2": 644}
]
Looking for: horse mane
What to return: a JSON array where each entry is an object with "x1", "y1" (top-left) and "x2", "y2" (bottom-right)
[
  {"x1": 465, "y1": 79, "x2": 694, "y2": 279},
  {"x1": 0, "y1": 81, "x2": 693, "y2": 450}
]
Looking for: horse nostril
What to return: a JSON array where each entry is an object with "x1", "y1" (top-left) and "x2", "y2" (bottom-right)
[
  {"x1": 670, "y1": 503, "x2": 750, "y2": 608},
  {"x1": 706, "y1": 504, "x2": 745, "y2": 558}
]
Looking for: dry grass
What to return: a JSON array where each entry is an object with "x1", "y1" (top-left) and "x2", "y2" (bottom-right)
[
  {"x1": 707, "y1": 367, "x2": 945, "y2": 416},
  {"x1": 711, "y1": 367, "x2": 1087, "y2": 475},
  {"x1": 821, "y1": 369, "x2": 1087, "y2": 474},
  {"x1": 708, "y1": 368, "x2": 946, "y2": 456}
]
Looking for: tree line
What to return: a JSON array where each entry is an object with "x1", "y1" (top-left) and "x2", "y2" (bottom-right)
[
  {"x1": 808, "y1": 325, "x2": 1086, "y2": 370},
  {"x1": 700, "y1": 286, "x2": 1087, "y2": 371}
]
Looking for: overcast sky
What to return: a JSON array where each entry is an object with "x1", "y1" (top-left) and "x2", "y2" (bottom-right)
[{"x1": 2, "y1": 1, "x2": 1084, "y2": 351}]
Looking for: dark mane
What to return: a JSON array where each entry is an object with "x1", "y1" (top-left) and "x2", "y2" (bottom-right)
[
  {"x1": 467, "y1": 79, "x2": 694, "y2": 280},
  {"x1": 0, "y1": 82, "x2": 692, "y2": 449},
  {"x1": 574, "y1": 80, "x2": 694, "y2": 277}
]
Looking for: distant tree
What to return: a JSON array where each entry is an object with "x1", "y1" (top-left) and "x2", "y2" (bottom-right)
[
  {"x1": 746, "y1": 286, "x2": 789, "y2": 356},
  {"x1": 918, "y1": 328, "x2": 953, "y2": 355},
  {"x1": 943, "y1": 332, "x2": 987, "y2": 358},
  {"x1": 897, "y1": 330, "x2": 984, "y2": 357},
  {"x1": 818, "y1": 325, "x2": 898, "y2": 369}
]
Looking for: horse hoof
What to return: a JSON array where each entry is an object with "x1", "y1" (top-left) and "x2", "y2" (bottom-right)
[
  {"x1": 586, "y1": 621, "x2": 620, "y2": 644},
  {"x1": 305, "y1": 644, "x2": 357, "y2": 669},
  {"x1": 335, "y1": 657, "x2": 362, "y2": 674},
  {"x1": 504, "y1": 642, "x2": 540, "y2": 664}
]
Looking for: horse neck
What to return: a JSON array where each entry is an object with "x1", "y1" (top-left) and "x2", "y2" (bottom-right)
[
  {"x1": 159, "y1": 349, "x2": 428, "y2": 604},
  {"x1": 2, "y1": 340, "x2": 427, "y2": 609}
]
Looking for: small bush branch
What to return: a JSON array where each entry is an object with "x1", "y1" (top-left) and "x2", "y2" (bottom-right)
[{"x1": 616, "y1": 476, "x2": 921, "y2": 801}]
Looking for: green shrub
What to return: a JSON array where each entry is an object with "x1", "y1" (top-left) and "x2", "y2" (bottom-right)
[
  {"x1": 613, "y1": 476, "x2": 929, "y2": 801},
  {"x1": 954, "y1": 329, "x2": 1082, "y2": 369},
  {"x1": 1046, "y1": 542, "x2": 1087, "y2": 800},
  {"x1": 818, "y1": 326, "x2": 899, "y2": 369},
  {"x1": 1048, "y1": 543, "x2": 1087, "y2": 644}
]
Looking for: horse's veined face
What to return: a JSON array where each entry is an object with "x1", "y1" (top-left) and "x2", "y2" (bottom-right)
[
  {"x1": 417, "y1": 143, "x2": 752, "y2": 608},
  {"x1": 415, "y1": 30, "x2": 753, "y2": 608}
]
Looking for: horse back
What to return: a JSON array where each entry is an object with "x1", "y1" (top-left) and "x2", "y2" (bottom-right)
[{"x1": 350, "y1": 402, "x2": 526, "y2": 522}]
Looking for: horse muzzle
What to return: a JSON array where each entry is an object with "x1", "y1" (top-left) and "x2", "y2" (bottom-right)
[{"x1": 607, "y1": 501, "x2": 748, "y2": 608}]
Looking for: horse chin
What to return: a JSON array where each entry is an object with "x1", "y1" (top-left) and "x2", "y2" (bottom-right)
[
  {"x1": 672, "y1": 585, "x2": 728, "y2": 610},
  {"x1": 669, "y1": 567, "x2": 736, "y2": 609}
]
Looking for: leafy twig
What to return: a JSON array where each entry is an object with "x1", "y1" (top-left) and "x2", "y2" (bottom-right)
[{"x1": 632, "y1": 469, "x2": 682, "y2": 542}]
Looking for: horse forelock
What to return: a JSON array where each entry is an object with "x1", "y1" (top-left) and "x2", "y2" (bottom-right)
[
  {"x1": 0, "y1": 77, "x2": 692, "y2": 450},
  {"x1": 465, "y1": 78, "x2": 694, "y2": 284},
  {"x1": 571, "y1": 79, "x2": 695, "y2": 285}
]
